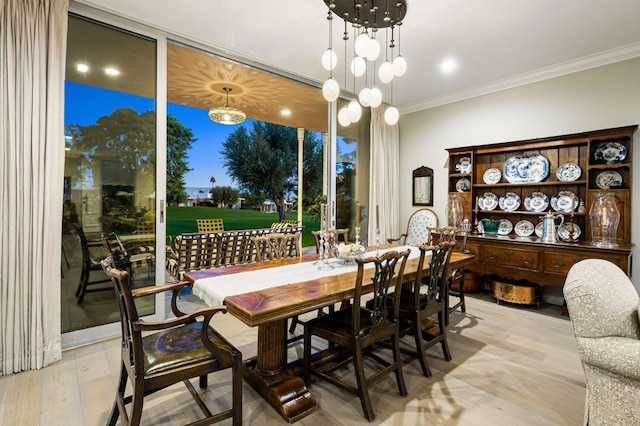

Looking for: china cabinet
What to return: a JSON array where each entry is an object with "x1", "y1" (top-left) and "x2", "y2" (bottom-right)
[{"x1": 447, "y1": 125, "x2": 637, "y2": 287}]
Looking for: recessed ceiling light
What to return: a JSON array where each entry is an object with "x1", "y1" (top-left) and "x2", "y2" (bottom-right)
[
  {"x1": 104, "y1": 67, "x2": 120, "y2": 76},
  {"x1": 76, "y1": 63, "x2": 89, "y2": 73},
  {"x1": 281, "y1": 109, "x2": 291, "y2": 116},
  {"x1": 439, "y1": 58, "x2": 458, "y2": 74}
]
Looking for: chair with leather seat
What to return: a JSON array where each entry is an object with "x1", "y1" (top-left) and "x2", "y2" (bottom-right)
[
  {"x1": 101, "y1": 256, "x2": 243, "y2": 426},
  {"x1": 393, "y1": 241, "x2": 455, "y2": 377},
  {"x1": 387, "y1": 208, "x2": 438, "y2": 246},
  {"x1": 303, "y1": 249, "x2": 411, "y2": 421}
]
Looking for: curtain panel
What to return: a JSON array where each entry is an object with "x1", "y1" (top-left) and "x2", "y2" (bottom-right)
[
  {"x1": 368, "y1": 106, "x2": 400, "y2": 243},
  {"x1": 0, "y1": 0, "x2": 68, "y2": 375}
]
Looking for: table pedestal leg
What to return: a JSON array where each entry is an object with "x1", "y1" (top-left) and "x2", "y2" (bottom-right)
[{"x1": 242, "y1": 319, "x2": 317, "y2": 423}]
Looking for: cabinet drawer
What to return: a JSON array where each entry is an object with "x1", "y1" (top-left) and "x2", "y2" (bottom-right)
[
  {"x1": 544, "y1": 250, "x2": 627, "y2": 275},
  {"x1": 480, "y1": 245, "x2": 539, "y2": 270}
]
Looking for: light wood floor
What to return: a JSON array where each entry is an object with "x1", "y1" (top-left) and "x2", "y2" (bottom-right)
[{"x1": 0, "y1": 294, "x2": 586, "y2": 425}]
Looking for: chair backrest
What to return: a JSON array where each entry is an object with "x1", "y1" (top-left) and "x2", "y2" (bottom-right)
[
  {"x1": 101, "y1": 256, "x2": 143, "y2": 375},
  {"x1": 312, "y1": 228, "x2": 349, "y2": 254},
  {"x1": 404, "y1": 208, "x2": 439, "y2": 246},
  {"x1": 197, "y1": 218, "x2": 224, "y2": 233},
  {"x1": 564, "y1": 259, "x2": 640, "y2": 340},
  {"x1": 251, "y1": 232, "x2": 301, "y2": 262},
  {"x1": 353, "y1": 249, "x2": 411, "y2": 333},
  {"x1": 271, "y1": 220, "x2": 300, "y2": 229},
  {"x1": 178, "y1": 232, "x2": 226, "y2": 272},
  {"x1": 103, "y1": 232, "x2": 131, "y2": 269},
  {"x1": 413, "y1": 242, "x2": 456, "y2": 310}
]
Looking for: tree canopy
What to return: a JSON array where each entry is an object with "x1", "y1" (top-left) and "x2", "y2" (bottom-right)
[
  {"x1": 221, "y1": 122, "x2": 323, "y2": 220},
  {"x1": 166, "y1": 115, "x2": 196, "y2": 205}
]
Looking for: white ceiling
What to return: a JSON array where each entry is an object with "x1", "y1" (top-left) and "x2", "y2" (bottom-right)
[{"x1": 76, "y1": 0, "x2": 640, "y2": 114}]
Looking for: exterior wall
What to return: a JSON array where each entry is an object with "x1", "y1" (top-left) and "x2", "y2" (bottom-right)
[{"x1": 400, "y1": 57, "x2": 640, "y2": 290}]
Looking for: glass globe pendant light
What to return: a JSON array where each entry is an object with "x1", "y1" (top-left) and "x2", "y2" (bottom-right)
[
  {"x1": 338, "y1": 105, "x2": 351, "y2": 127},
  {"x1": 378, "y1": 60, "x2": 394, "y2": 83},
  {"x1": 347, "y1": 99, "x2": 362, "y2": 122},
  {"x1": 354, "y1": 31, "x2": 370, "y2": 58},
  {"x1": 322, "y1": 9, "x2": 340, "y2": 102},
  {"x1": 392, "y1": 23, "x2": 407, "y2": 76},
  {"x1": 384, "y1": 80, "x2": 399, "y2": 125},
  {"x1": 350, "y1": 56, "x2": 366, "y2": 77}
]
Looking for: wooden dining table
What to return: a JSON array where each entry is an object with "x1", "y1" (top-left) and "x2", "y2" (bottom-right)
[{"x1": 184, "y1": 247, "x2": 474, "y2": 423}]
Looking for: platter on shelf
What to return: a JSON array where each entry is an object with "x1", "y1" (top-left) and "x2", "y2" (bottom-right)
[
  {"x1": 550, "y1": 191, "x2": 579, "y2": 212},
  {"x1": 524, "y1": 191, "x2": 550, "y2": 212},
  {"x1": 455, "y1": 157, "x2": 472, "y2": 173},
  {"x1": 503, "y1": 153, "x2": 549, "y2": 184},
  {"x1": 483, "y1": 168, "x2": 502, "y2": 184},
  {"x1": 498, "y1": 219, "x2": 513, "y2": 236},
  {"x1": 456, "y1": 178, "x2": 471, "y2": 192},
  {"x1": 514, "y1": 220, "x2": 535, "y2": 237},
  {"x1": 556, "y1": 163, "x2": 582, "y2": 182},
  {"x1": 498, "y1": 192, "x2": 521, "y2": 211},
  {"x1": 478, "y1": 192, "x2": 499, "y2": 211},
  {"x1": 558, "y1": 222, "x2": 581, "y2": 242},
  {"x1": 594, "y1": 141, "x2": 627, "y2": 164},
  {"x1": 535, "y1": 222, "x2": 544, "y2": 238},
  {"x1": 595, "y1": 170, "x2": 623, "y2": 189}
]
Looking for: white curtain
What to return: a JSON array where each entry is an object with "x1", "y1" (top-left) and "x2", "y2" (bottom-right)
[
  {"x1": 368, "y1": 106, "x2": 400, "y2": 244},
  {"x1": 0, "y1": 0, "x2": 68, "y2": 375}
]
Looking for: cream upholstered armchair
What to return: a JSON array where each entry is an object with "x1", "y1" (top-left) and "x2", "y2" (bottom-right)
[
  {"x1": 563, "y1": 259, "x2": 640, "y2": 425},
  {"x1": 387, "y1": 208, "x2": 438, "y2": 246}
]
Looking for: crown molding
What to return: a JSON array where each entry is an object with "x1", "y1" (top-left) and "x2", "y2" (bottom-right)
[{"x1": 400, "y1": 41, "x2": 640, "y2": 115}]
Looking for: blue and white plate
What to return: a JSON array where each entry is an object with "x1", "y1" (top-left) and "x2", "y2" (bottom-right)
[
  {"x1": 456, "y1": 157, "x2": 472, "y2": 173},
  {"x1": 594, "y1": 142, "x2": 627, "y2": 164},
  {"x1": 498, "y1": 219, "x2": 513, "y2": 236},
  {"x1": 551, "y1": 191, "x2": 579, "y2": 213},
  {"x1": 595, "y1": 170, "x2": 622, "y2": 189},
  {"x1": 483, "y1": 168, "x2": 502, "y2": 184},
  {"x1": 478, "y1": 192, "x2": 499, "y2": 211},
  {"x1": 556, "y1": 163, "x2": 582, "y2": 182},
  {"x1": 456, "y1": 178, "x2": 471, "y2": 192},
  {"x1": 498, "y1": 192, "x2": 521, "y2": 211},
  {"x1": 503, "y1": 153, "x2": 549, "y2": 184},
  {"x1": 524, "y1": 192, "x2": 549, "y2": 212},
  {"x1": 514, "y1": 220, "x2": 535, "y2": 237}
]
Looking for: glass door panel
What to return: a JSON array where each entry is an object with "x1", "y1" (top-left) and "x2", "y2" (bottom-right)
[{"x1": 61, "y1": 15, "x2": 157, "y2": 336}]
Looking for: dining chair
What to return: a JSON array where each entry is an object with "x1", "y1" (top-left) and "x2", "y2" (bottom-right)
[
  {"x1": 442, "y1": 227, "x2": 470, "y2": 325},
  {"x1": 393, "y1": 242, "x2": 455, "y2": 377},
  {"x1": 196, "y1": 218, "x2": 225, "y2": 233},
  {"x1": 74, "y1": 223, "x2": 111, "y2": 303},
  {"x1": 251, "y1": 232, "x2": 301, "y2": 262},
  {"x1": 387, "y1": 208, "x2": 439, "y2": 246},
  {"x1": 102, "y1": 232, "x2": 155, "y2": 281},
  {"x1": 303, "y1": 249, "x2": 411, "y2": 421},
  {"x1": 101, "y1": 256, "x2": 243, "y2": 426},
  {"x1": 311, "y1": 228, "x2": 349, "y2": 254}
]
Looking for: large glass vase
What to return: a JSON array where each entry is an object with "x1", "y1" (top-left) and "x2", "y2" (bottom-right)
[
  {"x1": 447, "y1": 194, "x2": 464, "y2": 228},
  {"x1": 589, "y1": 192, "x2": 620, "y2": 247}
]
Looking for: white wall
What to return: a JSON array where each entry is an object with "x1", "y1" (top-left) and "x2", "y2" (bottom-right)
[{"x1": 400, "y1": 57, "x2": 640, "y2": 290}]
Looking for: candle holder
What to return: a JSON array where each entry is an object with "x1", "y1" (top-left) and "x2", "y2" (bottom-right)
[
  {"x1": 354, "y1": 226, "x2": 361, "y2": 245},
  {"x1": 589, "y1": 192, "x2": 620, "y2": 247},
  {"x1": 317, "y1": 230, "x2": 334, "y2": 271},
  {"x1": 375, "y1": 229, "x2": 381, "y2": 257}
]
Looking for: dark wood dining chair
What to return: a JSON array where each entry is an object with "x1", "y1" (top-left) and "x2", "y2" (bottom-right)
[
  {"x1": 394, "y1": 242, "x2": 455, "y2": 377},
  {"x1": 303, "y1": 249, "x2": 411, "y2": 421},
  {"x1": 101, "y1": 256, "x2": 243, "y2": 426},
  {"x1": 102, "y1": 232, "x2": 155, "y2": 280},
  {"x1": 74, "y1": 223, "x2": 111, "y2": 303}
]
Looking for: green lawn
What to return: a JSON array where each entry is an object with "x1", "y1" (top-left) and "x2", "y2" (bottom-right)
[{"x1": 166, "y1": 206, "x2": 319, "y2": 247}]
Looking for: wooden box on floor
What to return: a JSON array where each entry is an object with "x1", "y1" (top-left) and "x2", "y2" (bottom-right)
[{"x1": 491, "y1": 280, "x2": 539, "y2": 305}]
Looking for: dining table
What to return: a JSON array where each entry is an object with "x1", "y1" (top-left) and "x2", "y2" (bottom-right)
[{"x1": 184, "y1": 245, "x2": 474, "y2": 423}]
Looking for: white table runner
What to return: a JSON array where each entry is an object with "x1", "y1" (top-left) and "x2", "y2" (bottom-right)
[{"x1": 193, "y1": 245, "x2": 419, "y2": 307}]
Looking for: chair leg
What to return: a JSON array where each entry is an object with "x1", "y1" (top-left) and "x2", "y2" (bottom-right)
[
  {"x1": 289, "y1": 315, "x2": 299, "y2": 333},
  {"x1": 75, "y1": 267, "x2": 88, "y2": 304},
  {"x1": 107, "y1": 363, "x2": 127, "y2": 426},
  {"x1": 130, "y1": 380, "x2": 145, "y2": 426},
  {"x1": 353, "y1": 346, "x2": 375, "y2": 421},
  {"x1": 199, "y1": 374, "x2": 208, "y2": 389},
  {"x1": 232, "y1": 354, "x2": 243, "y2": 426},
  {"x1": 438, "y1": 310, "x2": 452, "y2": 361},
  {"x1": 391, "y1": 333, "x2": 408, "y2": 397},
  {"x1": 414, "y1": 320, "x2": 432, "y2": 378},
  {"x1": 303, "y1": 326, "x2": 312, "y2": 387}
]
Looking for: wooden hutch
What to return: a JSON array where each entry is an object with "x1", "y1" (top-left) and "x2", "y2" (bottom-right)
[{"x1": 446, "y1": 125, "x2": 637, "y2": 289}]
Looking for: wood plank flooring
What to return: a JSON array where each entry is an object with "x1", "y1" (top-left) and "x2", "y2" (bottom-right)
[{"x1": 0, "y1": 294, "x2": 585, "y2": 425}]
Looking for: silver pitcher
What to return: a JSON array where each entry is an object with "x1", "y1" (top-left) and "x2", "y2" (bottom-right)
[{"x1": 540, "y1": 211, "x2": 564, "y2": 243}]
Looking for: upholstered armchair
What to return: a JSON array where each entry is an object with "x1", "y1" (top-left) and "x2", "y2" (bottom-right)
[{"x1": 563, "y1": 259, "x2": 640, "y2": 425}]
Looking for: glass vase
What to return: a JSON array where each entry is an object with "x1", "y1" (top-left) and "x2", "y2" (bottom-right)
[
  {"x1": 589, "y1": 192, "x2": 620, "y2": 247},
  {"x1": 447, "y1": 194, "x2": 464, "y2": 228}
]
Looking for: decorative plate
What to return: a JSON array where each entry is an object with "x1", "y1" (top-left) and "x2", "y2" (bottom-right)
[
  {"x1": 503, "y1": 153, "x2": 550, "y2": 184},
  {"x1": 498, "y1": 192, "x2": 521, "y2": 211},
  {"x1": 456, "y1": 178, "x2": 471, "y2": 192},
  {"x1": 550, "y1": 191, "x2": 579, "y2": 213},
  {"x1": 556, "y1": 163, "x2": 582, "y2": 182},
  {"x1": 483, "y1": 168, "x2": 502, "y2": 184},
  {"x1": 514, "y1": 220, "x2": 535, "y2": 237},
  {"x1": 595, "y1": 170, "x2": 623, "y2": 189},
  {"x1": 535, "y1": 222, "x2": 544, "y2": 238},
  {"x1": 558, "y1": 222, "x2": 581, "y2": 242},
  {"x1": 455, "y1": 157, "x2": 472, "y2": 173},
  {"x1": 594, "y1": 141, "x2": 627, "y2": 164},
  {"x1": 498, "y1": 219, "x2": 513, "y2": 236},
  {"x1": 524, "y1": 192, "x2": 550, "y2": 212},
  {"x1": 478, "y1": 192, "x2": 499, "y2": 211}
]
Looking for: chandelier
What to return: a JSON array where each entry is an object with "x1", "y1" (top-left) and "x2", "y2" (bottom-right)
[
  {"x1": 321, "y1": 0, "x2": 407, "y2": 126},
  {"x1": 208, "y1": 87, "x2": 246, "y2": 125}
]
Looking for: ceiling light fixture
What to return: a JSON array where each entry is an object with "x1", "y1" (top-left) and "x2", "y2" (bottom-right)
[
  {"x1": 321, "y1": 0, "x2": 407, "y2": 122},
  {"x1": 208, "y1": 87, "x2": 246, "y2": 125},
  {"x1": 76, "y1": 63, "x2": 89, "y2": 73},
  {"x1": 104, "y1": 67, "x2": 120, "y2": 76}
]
